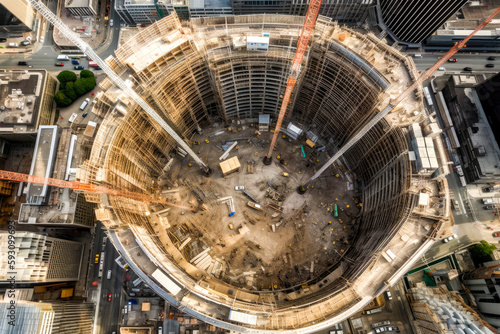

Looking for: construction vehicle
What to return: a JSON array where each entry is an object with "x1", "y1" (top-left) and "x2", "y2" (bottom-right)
[{"x1": 247, "y1": 201, "x2": 264, "y2": 212}]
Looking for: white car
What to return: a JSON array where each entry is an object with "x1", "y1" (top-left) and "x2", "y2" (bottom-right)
[
  {"x1": 443, "y1": 234, "x2": 458, "y2": 243},
  {"x1": 235, "y1": 186, "x2": 244, "y2": 191},
  {"x1": 386, "y1": 291, "x2": 392, "y2": 300}
]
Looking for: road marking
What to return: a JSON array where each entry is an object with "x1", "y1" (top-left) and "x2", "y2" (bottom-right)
[{"x1": 458, "y1": 192, "x2": 466, "y2": 216}]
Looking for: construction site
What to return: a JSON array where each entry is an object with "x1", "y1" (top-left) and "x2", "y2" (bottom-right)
[
  {"x1": 3, "y1": 3, "x2": 456, "y2": 330},
  {"x1": 65, "y1": 12, "x2": 452, "y2": 332}
]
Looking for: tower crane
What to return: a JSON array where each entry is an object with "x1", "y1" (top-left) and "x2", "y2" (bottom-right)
[
  {"x1": 0, "y1": 170, "x2": 193, "y2": 210},
  {"x1": 298, "y1": 4, "x2": 500, "y2": 193},
  {"x1": 26, "y1": 0, "x2": 211, "y2": 174},
  {"x1": 263, "y1": 0, "x2": 322, "y2": 164}
]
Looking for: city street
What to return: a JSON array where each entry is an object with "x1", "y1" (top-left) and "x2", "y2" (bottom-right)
[
  {"x1": 87, "y1": 222, "x2": 123, "y2": 334},
  {"x1": 412, "y1": 53, "x2": 499, "y2": 73}
]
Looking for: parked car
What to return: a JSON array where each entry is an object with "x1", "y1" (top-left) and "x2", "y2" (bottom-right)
[
  {"x1": 235, "y1": 186, "x2": 244, "y2": 190},
  {"x1": 443, "y1": 234, "x2": 458, "y2": 243},
  {"x1": 386, "y1": 291, "x2": 393, "y2": 300},
  {"x1": 17, "y1": 61, "x2": 27, "y2": 66},
  {"x1": 386, "y1": 326, "x2": 399, "y2": 332},
  {"x1": 55, "y1": 62, "x2": 64, "y2": 66},
  {"x1": 71, "y1": 59, "x2": 79, "y2": 65},
  {"x1": 486, "y1": 63, "x2": 495, "y2": 68},
  {"x1": 82, "y1": 112, "x2": 88, "y2": 118},
  {"x1": 493, "y1": 232, "x2": 500, "y2": 237},
  {"x1": 487, "y1": 56, "x2": 496, "y2": 61},
  {"x1": 74, "y1": 65, "x2": 84, "y2": 70},
  {"x1": 483, "y1": 186, "x2": 495, "y2": 192},
  {"x1": 107, "y1": 293, "x2": 112, "y2": 302},
  {"x1": 463, "y1": 67, "x2": 472, "y2": 71},
  {"x1": 448, "y1": 58, "x2": 457, "y2": 62},
  {"x1": 482, "y1": 198, "x2": 494, "y2": 204},
  {"x1": 484, "y1": 205, "x2": 495, "y2": 210},
  {"x1": 20, "y1": 40, "x2": 30, "y2": 46},
  {"x1": 372, "y1": 321, "x2": 391, "y2": 329}
]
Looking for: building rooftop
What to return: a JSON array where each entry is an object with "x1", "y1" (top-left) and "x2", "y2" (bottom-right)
[
  {"x1": 26, "y1": 126, "x2": 58, "y2": 203},
  {"x1": 65, "y1": 0, "x2": 91, "y2": 8},
  {"x1": 0, "y1": 70, "x2": 46, "y2": 134}
]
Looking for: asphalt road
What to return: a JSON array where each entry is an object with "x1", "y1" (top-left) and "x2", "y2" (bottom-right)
[
  {"x1": 412, "y1": 53, "x2": 499, "y2": 73},
  {"x1": 353, "y1": 284, "x2": 412, "y2": 334},
  {"x1": 97, "y1": 239, "x2": 123, "y2": 334},
  {"x1": 0, "y1": 1, "x2": 120, "y2": 70}
]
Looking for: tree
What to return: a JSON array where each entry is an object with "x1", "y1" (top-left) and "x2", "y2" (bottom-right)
[
  {"x1": 56, "y1": 71, "x2": 77, "y2": 88},
  {"x1": 80, "y1": 69, "x2": 94, "y2": 78},
  {"x1": 469, "y1": 240, "x2": 497, "y2": 264},
  {"x1": 74, "y1": 77, "x2": 96, "y2": 96},
  {"x1": 62, "y1": 81, "x2": 77, "y2": 101},
  {"x1": 54, "y1": 91, "x2": 72, "y2": 107}
]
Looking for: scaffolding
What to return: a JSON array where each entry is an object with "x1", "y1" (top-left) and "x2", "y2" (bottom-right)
[{"x1": 58, "y1": 12, "x2": 449, "y2": 333}]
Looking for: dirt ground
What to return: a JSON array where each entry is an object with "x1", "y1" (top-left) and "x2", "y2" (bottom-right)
[{"x1": 160, "y1": 124, "x2": 362, "y2": 291}]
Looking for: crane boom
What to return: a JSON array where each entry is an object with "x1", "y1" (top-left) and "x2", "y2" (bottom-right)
[
  {"x1": 27, "y1": 0, "x2": 210, "y2": 173},
  {"x1": 300, "y1": 5, "x2": 500, "y2": 190},
  {"x1": 0, "y1": 170, "x2": 192, "y2": 210},
  {"x1": 264, "y1": 0, "x2": 322, "y2": 163}
]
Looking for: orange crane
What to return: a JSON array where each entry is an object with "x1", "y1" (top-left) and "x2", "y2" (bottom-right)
[
  {"x1": 263, "y1": 0, "x2": 322, "y2": 164},
  {"x1": 0, "y1": 170, "x2": 193, "y2": 210}
]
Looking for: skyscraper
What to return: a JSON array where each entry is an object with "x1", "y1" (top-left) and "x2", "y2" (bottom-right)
[
  {"x1": 377, "y1": 0, "x2": 468, "y2": 46},
  {"x1": 0, "y1": 300, "x2": 94, "y2": 334},
  {"x1": 0, "y1": 231, "x2": 84, "y2": 283}
]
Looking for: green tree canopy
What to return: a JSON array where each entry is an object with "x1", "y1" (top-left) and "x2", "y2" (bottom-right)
[
  {"x1": 80, "y1": 69, "x2": 94, "y2": 78},
  {"x1": 74, "y1": 77, "x2": 96, "y2": 96},
  {"x1": 56, "y1": 70, "x2": 77, "y2": 88},
  {"x1": 469, "y1": 240, "x2": 497, "y2": 264},
  {"x1": 54, "y1": 91, "x2": 72, "y2": 107},
  {"x1": 62, "y1": 81, "x2": 77, "y2": 101}
]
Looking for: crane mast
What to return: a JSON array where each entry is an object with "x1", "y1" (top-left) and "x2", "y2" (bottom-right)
[
  {"x1": 263, "y1": 0, "x2": 322, "y2": 164},
  {"x1": 26, "y1": 0, "x2": 210, "y2": 173}
]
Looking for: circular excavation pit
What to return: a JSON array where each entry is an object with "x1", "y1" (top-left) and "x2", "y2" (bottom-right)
[{"x1": 84, "y1": 13, "x2": 435, "y2": 333}]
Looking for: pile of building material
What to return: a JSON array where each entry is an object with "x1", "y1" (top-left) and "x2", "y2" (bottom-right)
[{"x1": 220, "y1": 156, "x2": 241, "y2": 176}]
